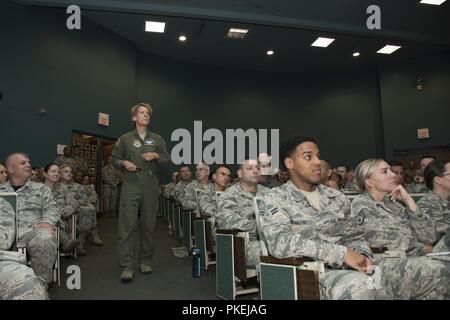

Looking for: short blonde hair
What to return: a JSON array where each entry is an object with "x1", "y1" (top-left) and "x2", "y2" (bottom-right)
[
  {"x1": 130, "y1": 102, "x2": 153, "y2": 120},
  {"x1": 355, "y1": 158, "x2": 385, "y2": 191}
]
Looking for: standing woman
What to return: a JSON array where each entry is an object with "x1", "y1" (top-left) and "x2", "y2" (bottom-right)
[
  {"x1": 43, "y1": 163, "x2": 80, "y2": 253},
  {"x1": 417, "y1": 160, "x2": 450, "y2": 252},
  {"x1": 112, "y1": 102, "x2": 170, "y2": 282}
]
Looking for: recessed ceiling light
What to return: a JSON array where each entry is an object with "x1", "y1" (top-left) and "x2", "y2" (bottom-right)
[
  {"x1": 227, "y1": 28, "x2": 249, "y2": 39},
  {"x1": 145, "y1": 21, "x2": 165, "y2": 33},
  {"x1": 377, "y1": 45, "x2": 402, "y2": 54},
  {"x1": 178, "y1": 35, "x2": 187, "y2": 42},
  {"x1": 420, "y1": 0, "x2": 446, "y2": 5},
  {"x1": 266, "y1": 50, "x2": 274, "y2": 56},
  {"x1": 311, "y1": 37, "x2": 335, "y2": 47},
  {"x1": 353, "y1": 52, "x2": 360, "y2": 57}
]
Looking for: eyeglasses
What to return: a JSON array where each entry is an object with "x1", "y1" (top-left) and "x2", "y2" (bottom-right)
[{"x1": 441, "y1": 172, "x2": 450, "y2": 177}]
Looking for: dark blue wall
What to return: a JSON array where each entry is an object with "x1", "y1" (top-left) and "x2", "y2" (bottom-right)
[
  {"x1": 0, "y1": 1, "x2": 136, "y2": 166},
  {"x1": 1, "y1": 1, "x2": 449, "y2": 177},
  {"x1": 136, "y1": 52, "x2": 384, "y2": 170},
  {"x1": 379, "y1": 54, "x2": 450, "y2": 160}
]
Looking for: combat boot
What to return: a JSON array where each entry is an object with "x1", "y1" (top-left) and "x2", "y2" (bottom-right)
[
  {"x1": 121, "y1": 269, "x2": 134, "y2": 282},
  {"x1": 60, "y1": 229, "x2": 79, "y2": 253},
  {"x1": 90, "y1": 227, "x2": 103, "y2": 246}
]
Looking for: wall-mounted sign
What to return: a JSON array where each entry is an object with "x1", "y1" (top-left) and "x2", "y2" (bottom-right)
[
  {"x1": 98, "y1": 112, "x2": 110, "y2": 126},
  {"x1": 417, "y1": 128, "x2": 430, "y2": 140}
]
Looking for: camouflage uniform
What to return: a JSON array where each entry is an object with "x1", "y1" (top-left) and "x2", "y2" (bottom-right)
[
  {"x1": 350, "y1": 192, "x2": 450, "y2": 299},
  {"x1": 62, "y1": 182, "x2": 96, "y2": 253},
  {"x1": 405, "y1": 183, "x2": 428, "y2": 194},
  {"x1": 54, "y1": 155, "x2": 77, "y2": 172},
  {"x1": 73, "y1": 156, "x2": 88, "y2": 175},
  {"x1": 112, "y1": 128, "x2": 170, "y2": 271},
  {"x1": 180, "y1": 180, "x2": 213, "y2": 212},
  {"x1": 173, "y1": 180, "x2": 194, "y2": 203},
  {"x1": 50, "y1": 183, "x2": 80, "y2": 249},
  {"x1": 83, "y1": 184, "x2": 98, "y2": 208},
  {"x1": 0, "y1": 181, "x2": 59, "y2": 283},
  {"x1": 416, "y1": 190, "x2": 450, "y2": 251},
  {"x1": 102, "y1": 164, "x2": 122, "y2": 217},
  {"x1": 258, "y1": 181, "x2": 377, "y2": 300},
  {"x1": 164, "y1": 182, "x2": 177, "y2": 198},
  {"x1": 259, "y1": 176, "x2": 282, "y2": 189},
  {"x1": 198, "y1": 184, "x2": 220, "y2": 218},
  {"x1": 216, "y1": 183, "x2": 269, "y2": 268}
]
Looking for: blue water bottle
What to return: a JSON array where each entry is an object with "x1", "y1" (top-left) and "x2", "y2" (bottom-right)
[{"x1": 192, "y1": 248, "x2": 201, "y2": 278}]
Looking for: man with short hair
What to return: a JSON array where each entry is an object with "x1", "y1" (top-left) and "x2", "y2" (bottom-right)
[
  {"x1": 180, "y1": 163, "x2": 212, "y2": 214},
  {"x1": 258, "y1": 137, "x2": 376, "y2": 299},
  {"x1": 336, "y1": 165, "x2": 349, "y2": 189},
  {"x1": 198, "y1": 165, "x2": 231, "y2": 218},
  {"x1": 407, "y1": 156, "x2": 436, "y2": 193},
  {"x1": 319, "y1": 159, "x2": 333, "y2": 184},
  {"x1": 0, "y1": 153, "x2": 59, "y2": 283},
  {"x1": 112, "y1": 102, "x2": 170, "y2": 282},
  {"x1": 173, "y1": 165, "x2": 194, "y2": 203},
  {"x1": 216, "y1": 159, "x2": 269, "y2": 268},
  {"x1": 389, "y1": 161, "x2": 406, "y2": 186}
]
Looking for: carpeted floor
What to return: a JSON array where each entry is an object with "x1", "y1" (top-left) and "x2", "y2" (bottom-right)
[{"x1": 48, "y1": 216, "x2": 219, "y2": 300}]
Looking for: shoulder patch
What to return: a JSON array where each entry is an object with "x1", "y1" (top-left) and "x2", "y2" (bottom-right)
[{"x1": 357, "y1": 209, "x2": 367, "y2": 225}]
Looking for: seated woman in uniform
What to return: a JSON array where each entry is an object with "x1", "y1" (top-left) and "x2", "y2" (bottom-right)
[
  {"x1": 43, "y1": 163, "x2": 80, "y2": 253},
  {"x1": 348, "y1": 158, "x2": 450, "y2": 299},
  {"x1": 416, "y1": 160, "x2": 450, "y2": 253}
]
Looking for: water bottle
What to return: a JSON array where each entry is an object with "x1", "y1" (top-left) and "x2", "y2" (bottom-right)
[{"x1": 192, "y1": 248, "x2": 201, "y2": 278}]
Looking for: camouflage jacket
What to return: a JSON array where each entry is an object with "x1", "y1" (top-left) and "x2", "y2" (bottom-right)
[
  {"x1": 83, "y1": 184, "x2": 98, "y2": 206},
  {"x1": 181, "y1": 180, "x2": 213, "y2": 211},
  {"x1": 258, "y1": 181, "x2": 372, "y2": 268},
  {"x1": 350, "y1": 192, "x2": 431, "y2": 256},
  {"x1": 198, "y1": 184, "x2": 223, "y2": 217},
  {"x1": 173, "y1": 180, "x2": 194, "y2": 203},
  {"x1": 0, "y1": 197, "x2": 15, "y2": 250},
  {"x1": 164, "y1": 182, "x2": 176, "y2": 198},
  {"x1": 50, "y1": 182, "x2": 80, "y2": 219},
  {"x1": 216, "y1": 183, "x2": 269, "y2": 240},
  {"x1": 102, "y1": 164, "x2": 122, "y2": 186},
  {"x1": 61, "y1": 182, "x2": 89, "y2": 207},
  {"x1": 0, "y1": 180, "x2": 60, "y2": 239},
  {"x1": 416, "y1": 191, "x2": 450, "y2": 245}
]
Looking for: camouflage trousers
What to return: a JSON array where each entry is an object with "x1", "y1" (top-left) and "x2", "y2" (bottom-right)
[
  {"x1": 103, "y1": 185, "x2": 118, "y2": 215},
  {"x1": 60, "y1": 217, "x2": 75, "y2": 247},
  {"x1": 374, "y1": 256, "x2": 450, "y2": 299},
  {"x1": 246, "y1": 240, "x2": 262, "y2": 268},
  {"x1": 319, "y1": 269, "x2": 376, "y2": 300},
  {"x1": 77, "y1": 204, "x2": 97, "y2": 233},
  {"x1": 21, "y1": 228, "x2": 57, "y2": 283},
  {"x1": 0, "y1": 261, "x2": 48, "y2": 300}
]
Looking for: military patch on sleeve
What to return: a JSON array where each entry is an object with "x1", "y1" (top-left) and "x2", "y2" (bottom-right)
[
  {"x1": 264, "y1": 206, "x2": 278, "y2": 217},
  {"x1": 357, "y1": 209, "x2": 366, "y2": 225}
]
